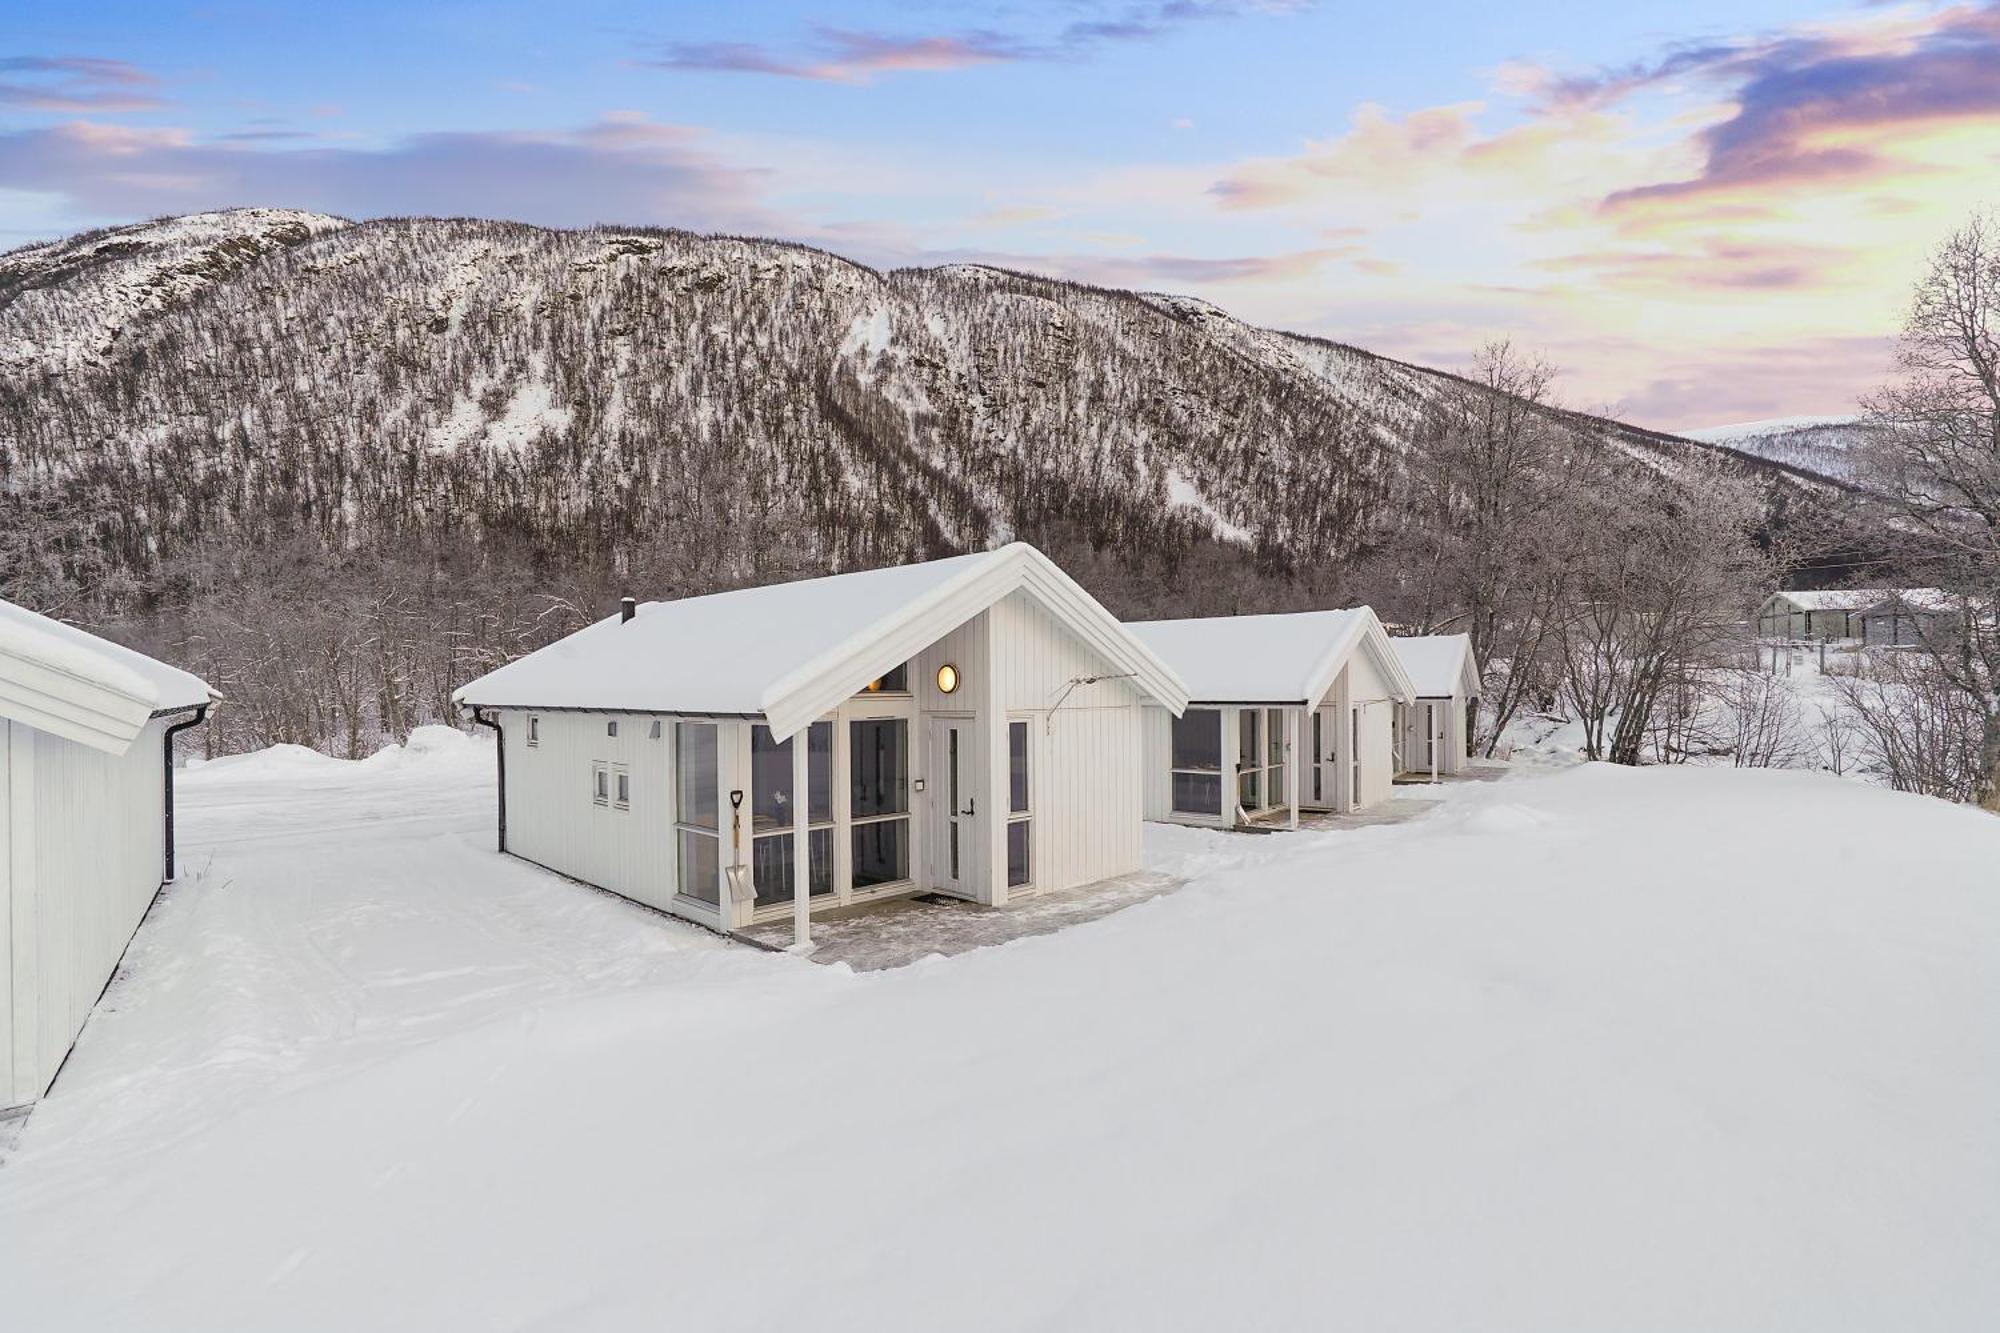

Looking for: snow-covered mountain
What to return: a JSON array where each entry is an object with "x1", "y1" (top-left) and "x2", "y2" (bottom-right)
[
  {"x1": 1681, "y1": 416, "x2": 1878, "y2": 482},
  {"x1": 0, "y1": 209, "x2": 1837, "y2": 612}
]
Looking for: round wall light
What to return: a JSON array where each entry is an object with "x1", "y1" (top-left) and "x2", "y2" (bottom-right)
[{"x1": 936, "y1": 663, "x2": 960, "y2": 694}]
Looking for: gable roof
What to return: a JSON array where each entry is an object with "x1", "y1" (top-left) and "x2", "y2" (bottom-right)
[
  {"x1": 0, "y1": 598, "x2": 213, "y2": 755},
  {"x1": 1391, "y1": 633, "x2": 1482, "y2": 698},
  {"x1": 1126, "y1": 607, "x2": 1415, "y2": 708},
  {"x1": 1761, "y1": 589, "x2": 1886, "y2": 614},
  {"x1": 1861, "y1": 588, "x2": 1955, "y2": 615},
  {"x1": 454, "y1": 543, "x2": 1189, "y2": 738}
]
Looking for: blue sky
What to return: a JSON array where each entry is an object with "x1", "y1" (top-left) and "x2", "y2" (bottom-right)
[{"x1": 6, "y1": 1, "x2": 1999, "y2": 426}]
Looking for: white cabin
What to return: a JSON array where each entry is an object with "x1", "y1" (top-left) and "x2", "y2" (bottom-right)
[
  {"x1": 2, "y1": 599, "x2": 213, "y2": 1113},
  {"x1": 1128, "y1": 609, "x2": 1415, "y2": 830},
  {"x1": 454, "y1": 545, "x2": 1188, "y2": 944},
  {"x1": 1858, "y1": 589, "x2": 1955, "y2": 648},
  {"x1": 1390, "y1": 634, "x2": 1481, "y2": 778},
  {"x1": 1754, "y1": 589, "x2": 1883, "y2": 642}
]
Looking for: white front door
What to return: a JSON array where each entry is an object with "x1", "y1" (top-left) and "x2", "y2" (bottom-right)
[{"x1": 925, "y1": 715, "x2": 978, "y2": 899}]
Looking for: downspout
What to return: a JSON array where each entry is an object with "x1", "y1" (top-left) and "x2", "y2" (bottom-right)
[
  {"x1": 161, "y1": 703, "x2": 211, "y2": 883},
  {"x1": 469, "y1": 705, "x2": 506, "y2": 853}
]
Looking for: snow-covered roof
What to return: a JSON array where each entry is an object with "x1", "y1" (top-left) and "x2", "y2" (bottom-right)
[
  {"x1": 1862, "y1": 588, "x2": 1955, "y2": 614},
  {"x1": 0, "y1": 598, "x2": 213, "y2": 755},
  {"x1": 1762, "y1": 589, "x2": 1886, "y2": 614},
  {"x1": 454, "y1": 543, "x2": 1190, "y2": 738},
  {"x1": 1391, "y1": 634, "x2": 1481, "y2": 699},
  {"x1": 1126, "y1": 608, "x2": 1414, "y2": 707},
  {"x1": 1765, "y1": 587, "x2": 1952, "y2": 615}
]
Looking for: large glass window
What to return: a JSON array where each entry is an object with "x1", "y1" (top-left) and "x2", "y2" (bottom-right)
[
  {"x1": 1170, "y1": 708, "x2": 1223, "y2": 816},
  {"x1": 1312, "y1": 711, "x2": 1324, "y2": 802},
  {"x1": 749, "y1": 722, "x2": 834, "y2": 906},
  {"x1": 1007, "y1": 719, "x2": 1031, "y2": 888},
  {"x1": 1233, "y1": 707, "x2": 1290, "y2": 812},
  {"x1": 675, "y1": 721, "x2": 719, "y2": 904},
  {"x1": 1237, "y1": 708, "x2": 1262, "y2": 810},
  {"x1": 850, "y1": 718, "x2": 910, "y2": 889}
]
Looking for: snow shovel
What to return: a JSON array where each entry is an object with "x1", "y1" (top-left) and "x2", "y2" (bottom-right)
[{"x1": 724, "y1": 789, "x2": 756, "y2": 904}]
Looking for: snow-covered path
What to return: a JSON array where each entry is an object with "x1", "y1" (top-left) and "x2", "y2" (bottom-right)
[{"x1": 2, "y1": 736, "x2": 1997, "y2": 1332}]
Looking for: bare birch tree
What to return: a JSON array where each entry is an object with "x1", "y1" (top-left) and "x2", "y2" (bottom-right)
[{"x1": 1857, "y1": 209, "x2": 2000, "y2": 808}]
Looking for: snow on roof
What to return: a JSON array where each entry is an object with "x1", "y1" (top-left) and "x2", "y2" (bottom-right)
[
  {"x1": 1764, "y1": 589, "x2": 1886, "y2": 613},
  {"x1": 1864, "y1": 588, "x2": 1955, "y2": 614},
  {"x1": 0, "y1": 598, "x2": 213, "y2": 755},
  {"x1": 455, "y1": 543, "x2": 1189, "y2": 737},
  {"x1": 1127, "y1": 608, "x2": 1414, "y2": 706},
  {"x1": 1391, "y1": 634, "x2": 1481, "y2": 698}
]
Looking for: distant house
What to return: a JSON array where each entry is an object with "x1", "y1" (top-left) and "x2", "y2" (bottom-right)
[
  {"x1": 2, "y1": 599, "x2": 213, "y2": 1114},
  {"x1": 1126, "y1": 609, "x2": 1415, "y2": 830},
  {"x1": 1859, "y1": 589, "x2": 1955, "y2": 648},
  {"x1": 1754, "y1": 589, "x2": 1884, "y2": 641},
  {"x1": 1389, "y1": 634, "x2": 1481, "y2": 778},
  {"x1": 454, "y1": 545, "x2": 1188, "y2": 946}
]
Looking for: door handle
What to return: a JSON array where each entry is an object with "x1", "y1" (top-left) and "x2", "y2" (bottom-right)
[{"x1": 964, "y1": 797, "x2": 976, "y2": 816}]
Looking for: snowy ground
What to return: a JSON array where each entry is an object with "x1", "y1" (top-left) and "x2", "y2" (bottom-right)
[{"x1": 2, "y1": 730, "x2": 1997, "y2": 1331}]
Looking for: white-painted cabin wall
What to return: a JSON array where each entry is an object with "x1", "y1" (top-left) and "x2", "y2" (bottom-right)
[
  {"x1": 984, "y1": 592, "x2": 1146, "y2": 896},
  {"x1": 1140, "y1": 705, "x2": 1172, "y2": 823},
  {"x1": 1355, "y1": 702, "x2": 1395, "y2": 807},
  {"x1": 4, "y1": 715, "x2": 173, "y2": 1109},
  {"x1": 2, "y1": 720, "x2": 14, "y2": 1106},
  {"x1": 497, "y1": 710, "x2": 681, "y2": 917}
]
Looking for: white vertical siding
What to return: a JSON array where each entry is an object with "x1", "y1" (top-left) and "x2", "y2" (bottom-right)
[
  {"x1": 1346, "y1": 649, "x2": 1398, "y2": 703},
  {"x1": 1356, "y1": 701, "x2": 1395, "y2": 807},
  {"x1": 912, "y1": 611, "x2": 991, "y2": 903},
  {"x1": 1141, "y1": 705, "x2": 1172, "y2": 822},
  {"x1": 497, "y1": 709, "x2": 681, "y2": 917},
  {"x1": 4, "y1": 714, "x2": 173, "y2": 1109},
  {"x1": 984, "y1": 592, "x2": 1145, "y2": 895},
  {"x1": 1, "y1": 720, "x2": 16, "y2": 1106}
]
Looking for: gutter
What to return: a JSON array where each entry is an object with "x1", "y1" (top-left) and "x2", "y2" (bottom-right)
[
  {"x1": 469, "y1": 705, "x2": 506, "y2": 853},
  {"x1": 161, "y1": 702, "x2": 212, "y2": 882}
]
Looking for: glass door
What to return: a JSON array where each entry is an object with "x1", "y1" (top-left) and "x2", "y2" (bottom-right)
[{"x1": 925, "y1": 715, "x2": 976, "y2": 898}]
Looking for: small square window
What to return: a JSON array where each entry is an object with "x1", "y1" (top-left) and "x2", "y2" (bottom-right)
[
  {"x1": 607, "y1": 719, "x2": 619, "y2": 738},
  {"x1": 526, "y1": 715, "x2": 540, "y2": 747},
  {"x1": 649, "y1": 719, "x2": 663, "y2": 740}
]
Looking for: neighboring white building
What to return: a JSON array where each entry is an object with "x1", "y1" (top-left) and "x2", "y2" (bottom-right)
[
  {"x1": 1755, "y1": 589, "x2": 1884, "y2": 641},
  {"x1": 1859, "y1": 588, "x2": 1956, "y2": 648},
  {"x1": 2, "y1": 599, "x2": 213, "y2": 1114},
  {"x1": 454, "y1": 544, "x2": 1188, "y2": 945},
  {"x1": 1390, "y1": 634, "x2": 1481, "y2": 778},
  {"x1": 1127, "y1": 609, "x2": 1415, "y2": 830}
]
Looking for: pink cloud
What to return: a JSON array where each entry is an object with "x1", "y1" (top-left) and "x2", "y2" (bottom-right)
[
  {"x1": 0, "y1": 55, "x2": 163, "y2": 113},
  {"x1": 0, "y1": 115, "x2": 778, "y2": 235},
  {"x1": 643, "y1": 4, "x2": 1312, "y2": 84}
]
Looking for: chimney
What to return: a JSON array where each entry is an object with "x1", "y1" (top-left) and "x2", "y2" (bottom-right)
[{"x1": 620, "y1": 597, "x2": 637, "y2": 624}]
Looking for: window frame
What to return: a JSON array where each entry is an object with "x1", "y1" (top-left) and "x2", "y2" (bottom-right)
[
  {"x1": 1006, "y1": 717, "x2": 1032, "y2": 890},
  {"x1": 526, "y1": 714, "x2": 540, "y2": 747},
  {"x1": 748, "y1": 721, "x2": 836, "y2": 908},
  {"x1": 1169, "y1": 707, "x2": 1225, "y2": 818},
  {"x1": 847, "y1": 714, "x2": 912, "y2": 895},
  {"x1": 591, "y1": 760, "x2": 609, "y2": 807},
  {"x1": 613, "y1": 763, "x2": 630, "y2": 811},
  {"x1": 674, "y1": 720, "x2": 721, "y2": 907}
]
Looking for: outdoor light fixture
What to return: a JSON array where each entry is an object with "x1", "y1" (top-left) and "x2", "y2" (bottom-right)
[{"x1": 936, "y1": 663, "x2": 960, "y2": 694}]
